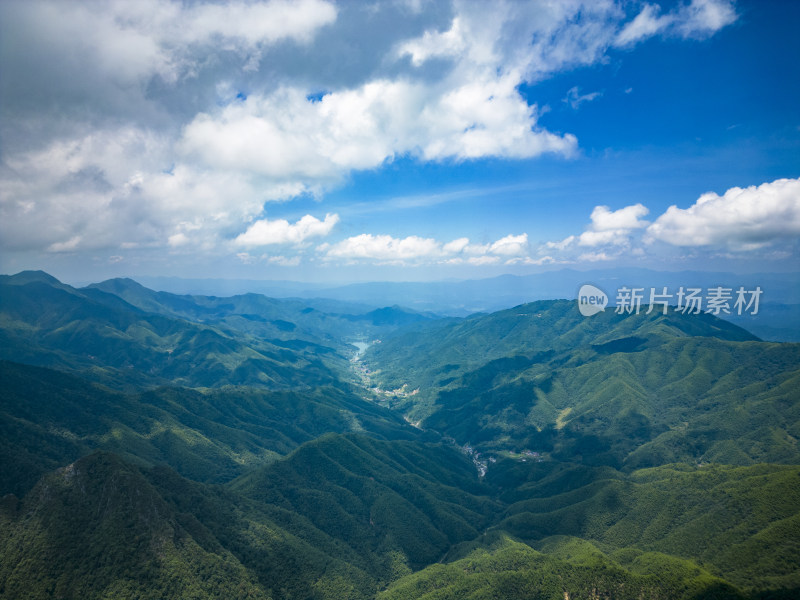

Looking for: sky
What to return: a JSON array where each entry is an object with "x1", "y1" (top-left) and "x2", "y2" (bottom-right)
[{"x1": 1, "y1": 0, "x2": 799, "y2": 284}]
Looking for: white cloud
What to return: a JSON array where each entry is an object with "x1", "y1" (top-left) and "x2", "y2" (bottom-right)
[
  {"x1": 615, "y1": 4, "x2": 672, "y2": 47},
  {"x1": 266, "y1": 255, "x2": 302, "y2": 267},
  {"x1": 443, "y1": 237, "x2": 470, "y2": 254},
  {"x1": 179, "y1": 74, "x2": 577, "y2": 182},
  {"x1": 545, "y1": 236, "x2": 576, "y2": 251},
  {"x1": 397, "y1": 15, "x2": 467, "y2": 66},
  {"x1": 588, "y1": 203, "x2": 650, "y2": 232},
  {"x1": 615, "y1": 0, "x2": 736, "y2": 47},
  {"x1": 2, "y1": 0, "x2": 337, "y2": 90},
  {"x1": 234, "y1": 213, "x2": 339, "y2": 247},
  {"x1": 47, "y1": 236, "x2": 82, "y2": 253},
  {"x1": 0, "y1": 0, "x2": 740, "y2": 265},
  {"x1": 0, "y1": 125, "x2": 283, "y2": 253},
  {"x1": 489, "y1": 233, "x2": 529, "y2": 256},
  {"x1": 180, "y1": 0, "x2": 337, "y2": 47},
  {"x1": 320, "y1": 231, "x2": 529, "y2": 265},
  {"x1": 321, "y1": 234, "x2": 440, "y2": 262},
  {"x1": 563, "y1": 86, "x2": 602, "y2": 110},
  {"x1": 577, "y1": 250, "x2": 616, "y2": 262},
  {"x1": 168, "y1": 232, "x2": 190, "y2": 247},
  {"x1": 646, "y1": 177, "x2": 800, "y2": 249},
  {"x1": 574, "y1": 204, "x2": 650, "y2": 247},
  {"x1": 466, "y1": 255, "x2": 502, "y2": 266},
  {"x1": 536, "y1": 203, "x2": 651, "y2": 263},
  {"x1": 676, "y1": 0, "x2": 737, "y2": 38},
  {"x1": 536, "y1": 178, "x2": 800, "y2": 265}
]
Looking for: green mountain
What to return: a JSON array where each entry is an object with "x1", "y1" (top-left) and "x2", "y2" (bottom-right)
[
  {"x1": 363, "y1": 300, "x2": 800, "y2": 468},
  {"x1": 87, "y1": 277, "x2": 434, "y2": 354},
  {"x1": 0, "y1": 452, "x2": 271, "y2": 600},
  {"x1": 0, "y1": 272, "x2": 346, "y2": 390},
  {"x1": 2, "y1": 271, "x2": 799, "y2": 599},
  {"x1": 379, "y1": 534, "x2": 747, "y2": 600},
  {"x1": 0, "y1": 436, "x2": 497, "y2": 600},
  {"x1": 487, "y1": 459, "x2": 800, "y2": 591},
  {"x1": 0, "y1": 360, "x2": 415, "y2": 498},
  {"x1": 232, "y1": 434, "x2": 499, "y2": 574}
]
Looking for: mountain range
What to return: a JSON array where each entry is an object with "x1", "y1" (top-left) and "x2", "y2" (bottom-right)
[
  {"x1": 1, "y1": 270, "x2": 798, "y2": 599},
  {"x1": 127, "y1": 268, "x2": 800, "y2": 341}
]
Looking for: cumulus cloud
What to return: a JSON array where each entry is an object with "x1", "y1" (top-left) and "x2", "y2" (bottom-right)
[
  {"x1": 397, "y1": 15, "x2": 468, "y2": 66},
  {"x1": 577, "y1": 204, "x2": 649, "y2": 247},
  {"x1": 646, "y1": 178, "x2": 800, "y2": 249},
  {"x1": 320, "y1": 234, "x2": 441, "y2": 262},
  {"x1": 0, "y1": 0, "x2": 739, "y2": 264},
  {"x1": 178, "y1": 0, "x2": 337, "y2": 47},
  {"x1": 587, "y1": 203, "x2": 650, "y2": 232},
  {"x1": 489, "y1": 234, "x2": 529, "y2": 256},
  {"x1": 319, "y1": 231, "x2": 529, "y2": 265},
  {"x1": 543, "y1": 204, "x2": 649, "y2": 252},
  {"x1": 535, "y1": 177, "x2": 800, "y2": 265},
  {"x1": 179, "y1": 74, "x2": 577, "y2": 181},
  {"x1": 533, "y1": 203, "x2": 655, "y2": 265},
  {"x1": 234, "y1": 214, "x2": 339, "y2": 247},
  {"x1": 1, "y1": 0, "x2": 337, "y2": 94}
]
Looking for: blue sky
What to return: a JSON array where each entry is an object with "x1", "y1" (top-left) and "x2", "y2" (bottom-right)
[{"x1": 0, "y1": 0, "x2": 798, "y2": 283}]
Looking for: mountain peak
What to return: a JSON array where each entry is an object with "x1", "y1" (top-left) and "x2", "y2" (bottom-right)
[
  {"x1": 88, "y1": 276, "x2": 149, "y2": 294},
  {"x1": 2, "y1": 270, "x2": 63, "y2": 286}
]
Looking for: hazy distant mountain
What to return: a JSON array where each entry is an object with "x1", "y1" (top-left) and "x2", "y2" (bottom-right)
[
  {"x1": 113, "y1": 268, "x2": 800, "y2": 340},
  {"x1": 87, "y1": 277, "x2": 433, "y2": 353},
  {"x1": 0, "y1": 271, "x2": 439, "y2": 390}
]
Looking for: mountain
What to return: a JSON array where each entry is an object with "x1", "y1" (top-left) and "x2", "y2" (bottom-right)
[
  {"x1": 487, "y1": 459, "x2": 800, "y2": 592},
  {"x1": 0, "y1": 452, "x2": 270, "y2": 600},
  {"x1": 380, "y1": 534, "x2": 747, "y2": 600},
  {"x1": 232, "y1": 434, "x2": 499, "y2": 574},
  {"x1": 129, "y1": 269, "x2": 799, "y2": 341},
  {"x1": 86, "y1": 277, "x2": 434, "y2": 353},
  {"x1": 0, "y1": 360, "x2": 416, "y2": 498},
  {"x1": 0, "y1": 436, "x2": 497, "y2": 600},
  {"x1": 2, "y1": 269, "x2": 799, "y2": 599},
  {"x1": 5, "y1": 444, "x2": 797, "y2": 599},
  {"x1": 363, "y1": 300, "x2": 800, "y2": 468},
  {"x1": 0, "y1": 272, "x2": 439, "y2": 392}
]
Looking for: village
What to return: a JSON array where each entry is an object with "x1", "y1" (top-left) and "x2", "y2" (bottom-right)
[
  {"x1": 349, "y1": 340, "x2": 420, "y2": 403},
  {"x1": 351, "y1": 341, "x2": 545, "y2": 478}
]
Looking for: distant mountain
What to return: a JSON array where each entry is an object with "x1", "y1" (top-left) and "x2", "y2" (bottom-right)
[
  {"x1": 0, "y1": 272, "x2": 349, "y2": 389},
  {"x1": 87, "y1": 277, "x2": 433, "y2": 352},
  {"x1": 120, "y1": 268, "x2": 800, "y2": 340},
  {"x1": 0, "y1": 271, "x2": 436, "y2": 390},
  {"x1": 363, "y1": 299, "x2": 800, "y2": 469}
]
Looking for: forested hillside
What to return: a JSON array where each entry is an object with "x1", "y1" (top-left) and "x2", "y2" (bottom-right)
[{"x1": 1, "y1": 272, "x2": 798, "y2": 599}]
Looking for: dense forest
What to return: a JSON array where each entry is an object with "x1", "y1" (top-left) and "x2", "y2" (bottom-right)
[{"x1": 1, "y1": 271, "x2": 798, "y2": 599}]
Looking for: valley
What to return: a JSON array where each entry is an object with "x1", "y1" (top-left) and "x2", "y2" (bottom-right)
[{"x1": 1, "y1": 271, "x2": 799, "y2": 599}]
